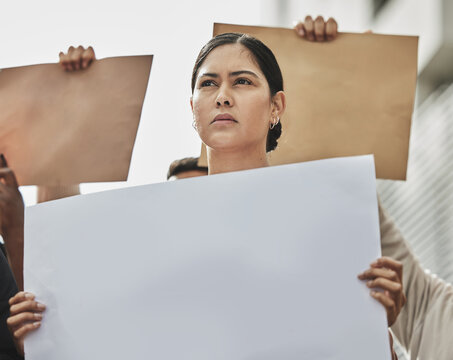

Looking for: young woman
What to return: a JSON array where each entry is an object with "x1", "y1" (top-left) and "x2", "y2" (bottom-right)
[{"x1": 7, "y1": 19, "x2": 404, "y2": 359}]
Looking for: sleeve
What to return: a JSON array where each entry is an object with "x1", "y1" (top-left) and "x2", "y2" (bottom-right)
[
  {"x1": 0, "y1": 250, "x2": 22, "y2": 359},
  {"x1": 379, "y1": 201, "x2": 453, "y2": 359}
]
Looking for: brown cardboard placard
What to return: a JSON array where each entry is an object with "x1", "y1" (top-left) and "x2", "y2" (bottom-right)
[
  {"x1": 199, "y1": 24, "x2": 418, "y2": 180},
  {"x1": 0, "y1": 55, "x2": 152, "y2": 185}
]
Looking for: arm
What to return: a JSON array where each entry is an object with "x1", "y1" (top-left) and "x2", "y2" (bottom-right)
[
  {"x1": 379, "y1": 202, "x2": 453, "y2": 358},
  {"x1": 0, "y1": 249, "x2": 22, "y2": 359},
  {"x1": 0, "y1": 155, "x2": 24, "y2": 291},
  {"x1": 37, "y1": 185, "x2": 80, "y2": 203}
]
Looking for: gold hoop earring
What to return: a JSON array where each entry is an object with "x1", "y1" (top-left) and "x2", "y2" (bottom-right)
[{"x1": 192, "y1": 120, "x2": 198, "y2": 131}]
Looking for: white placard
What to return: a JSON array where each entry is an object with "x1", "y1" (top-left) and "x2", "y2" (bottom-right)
[{"x1": 24, "y1": 155, "x2": 390, "y2": 360}]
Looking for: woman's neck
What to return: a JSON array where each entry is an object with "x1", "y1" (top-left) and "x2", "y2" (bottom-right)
[{"x1": 207, "y1": 145, "x2": 269, "y2": 175}]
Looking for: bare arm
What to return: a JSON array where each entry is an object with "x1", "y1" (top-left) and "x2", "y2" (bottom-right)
[{"x1": 0, "y1": 154, "x2": 24, "y2": 290}]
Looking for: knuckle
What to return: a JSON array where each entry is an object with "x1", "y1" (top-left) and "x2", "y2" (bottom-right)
[
  {"x1": 375, "y1": 292, "x2": 383, "y2": 300},
  {"x1": 389, "y1": 270, "x2": 398, "y2": 280},
  {"x1": 373, "y1": 277, "x2": 382, "y2": 285}
]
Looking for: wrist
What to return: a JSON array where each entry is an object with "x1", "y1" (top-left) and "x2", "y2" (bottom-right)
[
  {"x1": 2, "y1": 226, "x2": 24, "y2": 258},
  {"x1": 3, "y1": 224, "x2": 24, "y2": 242}
]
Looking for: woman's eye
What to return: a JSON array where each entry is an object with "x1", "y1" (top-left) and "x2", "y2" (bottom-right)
[
  {"x1": 235, "y1": 78, "x2": 252, "y2": 85},
  {"x1": 201, "y1": 80, "x2": 216, "y2": 87}
]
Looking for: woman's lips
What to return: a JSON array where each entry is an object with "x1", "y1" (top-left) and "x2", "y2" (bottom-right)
[{"x1": 211, "y1": 113, "x2": 237, "y2": 124}]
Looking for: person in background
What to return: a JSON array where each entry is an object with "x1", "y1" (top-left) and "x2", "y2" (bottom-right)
[
  {"x1": 167, "y1": 157, "x2": 208, "y2": 180},
  {"x1": 0, "y1": 155, "x2": 23, "y2": 359},
  {"x1": 0, "y1": 154, "x2": 77, "y2": 359},
  {"x1": 0, "y1": 154, "x2": 80, "y2": 291},
  {"x1": 0, "y1": 154, "x2": 24, "y2": 291}
]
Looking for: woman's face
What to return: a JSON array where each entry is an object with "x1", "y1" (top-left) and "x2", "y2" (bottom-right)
[{"x1": 191, "y1": 43, "x2": 275, "y2": 153}]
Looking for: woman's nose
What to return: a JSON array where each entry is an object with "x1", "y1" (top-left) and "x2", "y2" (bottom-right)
[
  {"x1": 216, "y1": 98, "x2": 231, "y2": 106},
  {"x1": 215, "y1": 87, "x2": 233, "y2": 107}
]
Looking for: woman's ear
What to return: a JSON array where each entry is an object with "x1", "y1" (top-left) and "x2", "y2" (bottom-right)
[
  {"x1": 190, "y1": 97, "x2": 194, "y2": 112},
  {"x1": 272, "y1": 91, "x2": 286, "y2": 118}
]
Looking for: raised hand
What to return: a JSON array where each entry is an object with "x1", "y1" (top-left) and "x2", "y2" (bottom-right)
[
  {"x1": 59, "y1": 45, "x2": 96, "y2": 71},
  {"x1": 294, "y1": 15, "x2": 338, "y2": 42}
]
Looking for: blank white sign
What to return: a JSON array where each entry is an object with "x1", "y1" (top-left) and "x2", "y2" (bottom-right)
[{"x1": 24, "y1": 155, "x2": 390, "y2": 360}]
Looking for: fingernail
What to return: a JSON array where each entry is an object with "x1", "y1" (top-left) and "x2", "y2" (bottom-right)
[
  {"x1": 33, "y1": 321, "x2": 41, "y2": 327},
  {"x1": 25, "y1": 293, "x2": 34, "y2": 299},
  {"x1": 37, "y1": 303, "x2": 46, "y2": 310},
  {"x1": 34, "y1": 313, "x2": 43, "y2": 320},
  {"x1": 298, "y1": 28, "x2": 305, "y2": 36},
  {"x1": 370, "y1": 290, "x2": 377, "y2": 296}
]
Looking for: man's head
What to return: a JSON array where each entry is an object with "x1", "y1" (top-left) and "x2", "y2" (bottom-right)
[{"x1": 167, "y1": 157, "x2": 208, "y2": 180}]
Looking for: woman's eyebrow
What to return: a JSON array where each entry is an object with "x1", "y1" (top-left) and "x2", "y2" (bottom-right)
[
  {"x1": 199, "y1": 72, "x2": 218, "y2": 78},
  {"x1": 230, "y1": 70, "x2": 259, "y2": 78},
  {"x1": 198, "y1": 70, "x2": 259, "y2": 79}
]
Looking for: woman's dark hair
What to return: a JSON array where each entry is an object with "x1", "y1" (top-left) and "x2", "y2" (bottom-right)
[
  {"x1": 191, "y1": 32, "x2": 283, "y2": 152},
  {"x1": 167, "y1": 157, "x2": 208, "y2": 180}
]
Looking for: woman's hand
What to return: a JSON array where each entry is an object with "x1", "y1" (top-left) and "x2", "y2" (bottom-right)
[
  {"x1": 59, "y1": 45, "x2": 96, "y2": 71},
  {"x1": 7, "y1": 292, "x2": 46, "y2": 356},
  {"x1": 294, "y1": 16, "x2": 338, "y2": 42},
  {"x1": 358, "y1": 256, "x2": 406, "y2": 327}
]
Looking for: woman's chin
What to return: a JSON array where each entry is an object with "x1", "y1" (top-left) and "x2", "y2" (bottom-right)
[{"x1": 203, "y1": 134, "x2": 242, "y2": 153}]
